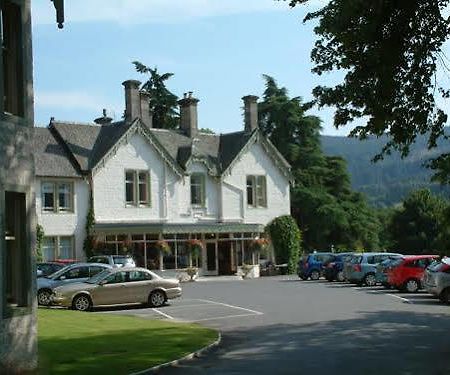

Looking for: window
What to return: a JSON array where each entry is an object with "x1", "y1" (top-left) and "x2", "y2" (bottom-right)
[
  {"x1": 129, "y1": 271, "x2": 152, "y2": 282},
  {"x1": 1, "y1": 1, "x2": 24, "y2": 116},
  {"x1": 41, "y1": 181, "x2": 73, "y2": 213},
  {"x1": 190, "y1": 174, "x2": 205, "y2": 206},
  {"x1": 42, "y1": 237, "x2": 56, "y2": 261},
  {"x1": 64, "y1": 266, "x2": 90, "y2": 280},
  {"x1": 41, "y1": 236, "x2": 74, "y2": 261},
  {"x1": 246, "y1": 175, "x2": 267, "y2": 207},
  {"x1": 125, "y1": 170, "x2": 150, "y2": 206},
  {"x1": 89, "y1": 266, "x2": 106, "y2": 277}
]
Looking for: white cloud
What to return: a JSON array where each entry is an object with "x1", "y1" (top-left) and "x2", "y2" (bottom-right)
[
  {"x1": 32, "y1": 0, "x2": 290, "y2": 26},
  {"x1": 35, "y1": 90, "x2": 121, "y2": 117}
]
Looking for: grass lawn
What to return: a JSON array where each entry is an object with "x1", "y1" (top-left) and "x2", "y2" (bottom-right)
[{"x1": 38, "y1": 308, "x2": 218, "y2": 374}]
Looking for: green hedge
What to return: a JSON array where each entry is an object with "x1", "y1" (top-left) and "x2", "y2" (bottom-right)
[{"x1": 267, "y1": 215, "x2": 302, "y2": 274}]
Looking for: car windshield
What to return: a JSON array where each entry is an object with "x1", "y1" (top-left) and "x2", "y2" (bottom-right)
[
  {"x1": 113, "y1": 257, "x2": 134, "y2": 266},
  {"x1": 85, "y1": 269, "x2": 112, "y2": 284},
  {"x1": 350, "y1": 256, "x2": 362, "y2": 264},
  {"x1": 428, "y1": 260, "x2": 448, "y2": 272}
]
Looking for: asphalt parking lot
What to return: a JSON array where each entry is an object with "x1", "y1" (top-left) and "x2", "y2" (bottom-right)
[{"x1": 101, "y1": 276, "x2": 450, "y2": 375}]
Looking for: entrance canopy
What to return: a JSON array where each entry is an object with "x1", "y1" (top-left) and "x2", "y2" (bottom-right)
[{"x1": 93, "y1": 222, "x2": 265, "y2": 235}]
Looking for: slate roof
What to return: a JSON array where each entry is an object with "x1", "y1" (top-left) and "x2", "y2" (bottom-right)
[
  {"x1": 33, "y1": 120, "x2": 291, "y2": 179},
  {"x1": 33, "y1": 127, "x2": 80, "y2": 177}
]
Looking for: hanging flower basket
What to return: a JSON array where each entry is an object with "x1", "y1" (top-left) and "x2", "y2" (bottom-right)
[
  {"x1": 250, "y1": 238, "x2": 269, "y2": 253},
  {"x1": 155, "y1": 240, "x2": 171, "y2": 255},
  {"x1": 188, "y1": 239, "x2": 203, "y2": 255}
]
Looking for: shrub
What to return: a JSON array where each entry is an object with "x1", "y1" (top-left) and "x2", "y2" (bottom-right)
[
  {"x1": 267, "y1": 215, "x2": 302, "y2": 274},
  {"x1": 36, "y1": 224, "x2": 44, "y2": 262},
  {"x1": 186, "y1": 267, "x2": 198, "y2": 281}
]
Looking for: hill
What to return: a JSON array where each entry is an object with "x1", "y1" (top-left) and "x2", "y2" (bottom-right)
[{"x1": 321, "y1": 132, "x2": 450, "y2": 207}]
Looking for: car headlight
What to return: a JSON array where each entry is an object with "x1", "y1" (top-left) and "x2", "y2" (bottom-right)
[{"x1": 53, "y1": 291, "x2": 63, "y2": 298}]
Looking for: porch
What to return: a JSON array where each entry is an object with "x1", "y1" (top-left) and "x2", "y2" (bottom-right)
[{"x1": 93, "y1": 222, "x2": 265, "y2": 277}]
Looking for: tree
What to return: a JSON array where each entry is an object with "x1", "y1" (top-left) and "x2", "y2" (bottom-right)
[
  {"x1": 285, "y1": 1, "x2": 450, "y2": 179},
  {"x1": 259, "y1": 75, "x2": 381, "y2": 251},
  {"x1": 388, "y1": 189, "x2": 448, "y2": 254},
  {"x1": 133, "y1": 61, "x2": 179, "y2": 129},
  {"x1": 267, "y1": 215, "x2": 302, "y2": 274}
]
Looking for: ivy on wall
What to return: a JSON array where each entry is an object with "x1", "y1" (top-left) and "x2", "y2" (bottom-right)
[
  {"x1": 267, "y1": 215, "x2": 302, "y2": 274},
  {"x1": 36, "y1": 224, "x2": 44, "y2": 262},
  {"x1": 83, "y1": 192, "x2": 96, "y2": 259}
]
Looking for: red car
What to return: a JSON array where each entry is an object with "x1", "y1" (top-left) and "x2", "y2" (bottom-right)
[{"x1": 387, "y1": 255, "x2": 439, "y2": 292}]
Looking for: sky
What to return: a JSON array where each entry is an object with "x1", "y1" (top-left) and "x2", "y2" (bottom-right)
[{"x1": 31, "y1": 1, "x2": 356, "y2": 135}]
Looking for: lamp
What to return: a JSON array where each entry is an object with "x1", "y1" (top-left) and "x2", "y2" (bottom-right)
[{"x1": 51, "y1": 0, "x2": 65, "y2": 29}]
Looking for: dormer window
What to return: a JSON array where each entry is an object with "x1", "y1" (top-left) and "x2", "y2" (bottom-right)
[
  {"x1": 190, "y1": 173, "x2": 205, "y2": 206},
  {"x1": 1, "y1": 1, "x2": 24, "y2": 117}
]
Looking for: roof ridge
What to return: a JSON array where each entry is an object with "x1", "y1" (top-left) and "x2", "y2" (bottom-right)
[{"x1": 52, "y1": 120, "x2": 99, "y2": 127}]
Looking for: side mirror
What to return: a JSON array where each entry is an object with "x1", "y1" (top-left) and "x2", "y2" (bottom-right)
[
  {"x1": 59, "y1": 275, "x2": 66, "y2": 281},
  {"x1": 98, "y1": 280, "x2": 107, "y2": 286}
]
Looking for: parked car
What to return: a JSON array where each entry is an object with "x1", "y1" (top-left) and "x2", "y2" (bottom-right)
[
  {"x1": 51, "y1": 267, "x2": 182, "y2": 311},
  {"x1": 37, "y1": 262, "x2": 65, "y2": 278},
  {"x1": 322, "y1": 252, "x2": 354, "y2": 282},
  {"x1": 298, "y1": 252, "x2": 335, "y2": 280},
  {"x1": 375, "y1": 256, "x2": 405, "y2": 288},
  {"x1": 88, "y1": 255, "x2": 136, "y2": 268},
  {"x1": 387, "y1": 255, "x2": 439, "y2": 292},
  {"x1": 423, "y1": 257, "x2": 450, "y2": 303},
  {"x1": 344, "y1": 252, "x2": 402, "y2": 286},
  {"x1": 37, "y1": 263, "x2": 112, "y2": 306}
]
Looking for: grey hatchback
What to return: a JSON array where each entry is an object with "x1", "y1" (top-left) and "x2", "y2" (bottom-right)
[{"x1": 37, "y1": 263, "x2": 112, "y2": 306}]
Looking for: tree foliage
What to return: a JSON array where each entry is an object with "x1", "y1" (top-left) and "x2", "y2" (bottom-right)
[
  {"x1": 388, "y1": 189, "x2": 448, "y2": 254},
  {"x1": 133, "y1": 61, "x2": 179, "y2": 129},
  {"x1": 285, "y1": 0, "x2": 450, "y2": 179},
  {"x1": 259, "y1": 75, "x2": 380, "y2": 251},
  {"x1": 36, "y1": 224, "x2": 44, "y2": 262},
  {"x1": 267, "y1": 215, "x2": 302, "y2": 274}
]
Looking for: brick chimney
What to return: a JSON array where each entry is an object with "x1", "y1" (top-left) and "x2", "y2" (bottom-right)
[
  {"x1": 122, "y1": 79, "x2": 141, "y2": 123},
  {"x1": 178, "y1": 91, "x2": 199, "y2": 138},
  {"x1": 139, "y1": 91, "x2": 153, "y2": 128},
  {"x1": 242, "y1": 95, "x2": 259, "y2": 133}
]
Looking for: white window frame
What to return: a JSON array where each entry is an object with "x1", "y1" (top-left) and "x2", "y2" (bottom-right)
[
  {"x1": 125, "y1": 170, "x2": 151, "y2": 207},
  {"x1": 190, "y1": 173, "x2": 205, "y2": 207},
  {"x1": 41, "y1": 181, "x2": 74, "y2": 213},
  {"x1": 246, "y1": 175, "x2": 267, "y2": 208}
]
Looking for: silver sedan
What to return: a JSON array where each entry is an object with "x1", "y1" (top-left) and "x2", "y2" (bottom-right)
[{"x1": 51, "y1": 267, "x2": 182, "y2": 311}]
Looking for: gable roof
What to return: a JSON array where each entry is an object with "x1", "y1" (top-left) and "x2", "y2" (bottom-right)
[
  {"x1": 33, "y1": 119, "x2": 292, "y2": 180},
  {"x1": 33, "y1": 127, "x2": 81, "y2": 177}
]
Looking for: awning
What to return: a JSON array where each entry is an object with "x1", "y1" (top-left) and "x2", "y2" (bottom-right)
[{"x1": 93, "y1": 222, "x2": 265, "y2": 235}]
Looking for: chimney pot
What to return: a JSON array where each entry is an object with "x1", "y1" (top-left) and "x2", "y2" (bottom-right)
[
  {"x1": 242, "y1": 95, "x2": 259, "y2": 133},
  {"x1": 94, "y1": 108, "x2": 113, "y2": 125}
]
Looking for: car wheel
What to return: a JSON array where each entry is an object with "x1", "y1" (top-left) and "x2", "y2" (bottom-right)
[
  {"x1": 336, "y1": 271, "x2": 345, "y2": 282},
  {"x1": 149, "y1": 290, "x2": 166, "y2": 308},
  {"x1": 364, "y1": 273, "x2": 377, "y2": 287},
  {"x1": 72, "y1": 294, "x2": 92, "y2": 312},
  {"x1": 439, "y1": 288, "x2": 450, "y2": 304},
  {"x1": 405, "y1": 279, "x2": 419, "y2": 293},
  {"x1": 37, "y1": 289, "x2": 52, "y2": 306},
  {"x1": 310, "y1": 270, "x2": 320, "y2": 281}
]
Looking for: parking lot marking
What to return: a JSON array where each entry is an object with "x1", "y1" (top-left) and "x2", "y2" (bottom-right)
[
  {"x1": 386, "y1": 294, "x2": 412, "y2": 304},
  {"x1": 196, "y1": 299, "x2": 264, "y2": 316},
  {"x1": 152, "y1": 308, "x2": 175, "y2": 319},
  {"x1": 192, "y1": 313, "x2": 262, "y2": 323}
]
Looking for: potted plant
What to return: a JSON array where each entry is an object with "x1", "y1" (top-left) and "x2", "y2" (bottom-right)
[
  {"x1": 249, "y1": 238, "x2": 269, "y2": 253},
  {"x1": 188, "y1": 239, "x2": 203, "y2": 267}
]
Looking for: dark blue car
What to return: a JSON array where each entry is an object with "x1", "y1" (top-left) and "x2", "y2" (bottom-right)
[
  {"x1": 322, "y1": 252, "x2": 354, "y2": 282},
  {"x1": 298, "y1": 252, "x2": 335, "y2": 280}
]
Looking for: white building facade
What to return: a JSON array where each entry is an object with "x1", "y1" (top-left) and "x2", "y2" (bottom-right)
[{"x1": 34, "y1": 83, "x2": 292, "y2": 276}]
